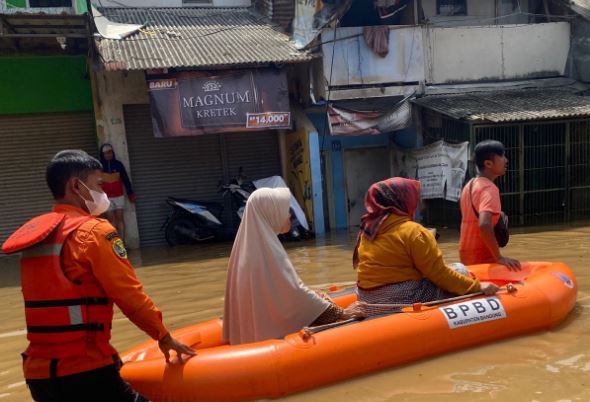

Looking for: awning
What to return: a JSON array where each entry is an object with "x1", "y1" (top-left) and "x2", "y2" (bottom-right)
[
  {"x1": 94, "y1": 7, "x2": 314, "y2": 71},
  {"x1": 328, "y1": 95, "x2": 412, "y2": 135},
  {"x1": 412, "y1": 86, "x2": 590, "y2": 123},
  {"x1": 92, "y1": 6, "x2": 143, "y2": 40}
]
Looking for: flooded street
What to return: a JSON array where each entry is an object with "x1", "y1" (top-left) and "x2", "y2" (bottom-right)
[{"x1": 1, "y1": 226, "x2": 589, "y2": 402}]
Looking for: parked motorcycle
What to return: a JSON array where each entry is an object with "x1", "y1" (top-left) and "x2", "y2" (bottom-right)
[
  {"x1": 162, "y1": 180, "x2": 252, "y2": 246},
  {"x1": 162, "y1": 177, "x2": 307, "y2": 246}
]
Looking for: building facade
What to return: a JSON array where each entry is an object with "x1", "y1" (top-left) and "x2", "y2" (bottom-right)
[{"x1": 0, "y1": 1, "x2": 96, "y2": 245}]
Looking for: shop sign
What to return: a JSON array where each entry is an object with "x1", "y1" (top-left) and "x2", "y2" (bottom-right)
[
  {"x1": 148, "y1": 69, "x2": 291, "y2": 137},
  {"x1": 246, "y1": 112, "x2": 291, "y2": 129}
]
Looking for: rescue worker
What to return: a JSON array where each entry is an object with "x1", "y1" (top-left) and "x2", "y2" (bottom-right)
[{"x1": 2, "y1": 150, "x2": 195, "y2": 402}]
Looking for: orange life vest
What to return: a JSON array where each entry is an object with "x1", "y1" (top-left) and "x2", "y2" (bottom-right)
[{"x1": 2, "y1": 212, "x2": 116, "y2": 359}]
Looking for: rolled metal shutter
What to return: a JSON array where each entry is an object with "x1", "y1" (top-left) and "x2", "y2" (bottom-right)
[
  {"x1": 124, "y1": 105, "x2": 282, "y2": 246},
  {"x1": 223, "y1": 131, "x2": 281, "y2": 229},
  {"x1": 0, "y1": 112, "x2": 97, "y2": 245},
  {"x1": 124, "y1": 104, "x2": 225, "y2": 246},
  {"x1": 224, "y1": 131, "x2": 281, "y2": 183}
]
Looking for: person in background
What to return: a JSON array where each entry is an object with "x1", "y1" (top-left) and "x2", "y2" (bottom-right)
[
  {"x1": 459, "y1": 140, "x2": 520, "y2": 269},
  {"x1": 354, "y1": 178, "x2": 499, "y2": 316},
  {"x1": 2, "y1": 150, "x2": 194, "y2": 402},
  {"x1": 100, "y1": 143, "x2": 136, "y2": 241},
  {"x1": 223, "y1": 187, "x2": 366, "y2": 345}
]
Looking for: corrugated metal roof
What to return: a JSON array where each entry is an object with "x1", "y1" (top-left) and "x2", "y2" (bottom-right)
[
  {"x1": 412, "y1": 87, "x2": 590, "y2": 123},
  {"x1": 94, "y1": 7, "x2": 312, "y2": 71}
]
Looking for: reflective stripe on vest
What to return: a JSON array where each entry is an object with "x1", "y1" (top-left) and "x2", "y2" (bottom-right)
[{"x1": 22, "y1": 244, "x2": 62, "y2": 258}]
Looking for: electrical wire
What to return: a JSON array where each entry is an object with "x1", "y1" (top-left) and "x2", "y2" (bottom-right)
[{"x1": 320, "y1": 20, "x2": 340, "y2": 151}]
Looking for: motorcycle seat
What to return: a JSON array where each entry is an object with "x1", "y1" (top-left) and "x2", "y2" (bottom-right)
[{"x1": 168, "y1": 197, "x2": 224, "y2": 217}]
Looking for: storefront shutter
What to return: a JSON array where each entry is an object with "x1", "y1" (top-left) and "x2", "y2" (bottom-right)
[
  {"x1": 224, "y1": 131, "x2": 281, "y2": 186},
  {"x1": 0, "y1": 112, "x2": 97, "y2": 245},
  {"x1": 123, "y1": 104, "x2": 224, "y2": 246},
  {"x1": 124, "y1": 104, "x2": 283, "y2": 246}
]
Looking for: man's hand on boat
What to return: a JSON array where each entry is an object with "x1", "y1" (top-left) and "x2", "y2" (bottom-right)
[
  {"x1": 479, "y1": 282, "x2": 500, "y2": 295},
  {"x1": 158, "y1": 332, "x2": 197, "y2": 363},
  {"x1": 497, "y1": 256, "x2": 521, "y2": 271},
  {"x1": 341, "y1": 301, "x2": 368, "y2": 320}
]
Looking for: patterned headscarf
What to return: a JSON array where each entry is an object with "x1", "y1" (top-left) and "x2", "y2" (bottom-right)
[{"x1": 353, "y1": 177, "x2": 421, "y2": 268}]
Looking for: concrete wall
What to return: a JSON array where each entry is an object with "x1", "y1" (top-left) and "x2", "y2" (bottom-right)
[
  {"x1": 291, "y1": 108, "x2": 325, "y2": 234},
  {"x1": 425, "y1": 22, "x2": 570, "y2": 84},
  {"x1": 0, "y1": 56, "x2": 93, "y2": 115},
  {"x1": 322, "y1": 26, "x2": 425, "y2": 86},
  {"x1": 91, "y1": 69, "x2": 148, "y2": 248},
  {"x1": 321, "y1": 22, "x2": 570, "y2": 88},
  {"x1": 93, "y1": 0, "x2": 250, "y2": 7}
]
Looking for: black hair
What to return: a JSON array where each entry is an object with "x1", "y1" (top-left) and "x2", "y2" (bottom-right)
[
  {"x1": 474, "y1": 140, "x2": 505, "y2": 171},
  {"x1": 99, "y1": 143, "x2": 116, "y2": 165},
  {"x1": 46, "y1": 150, "x2": 102, "y2": 198}
]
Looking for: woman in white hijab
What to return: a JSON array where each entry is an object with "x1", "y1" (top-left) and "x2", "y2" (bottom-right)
[{"x1": 223, "y1": 187, "x2": 365, "y2": 345}]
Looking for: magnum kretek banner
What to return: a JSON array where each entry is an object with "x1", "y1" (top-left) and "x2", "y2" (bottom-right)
[{"x1": 148, "y1": 69, "x2": 291, "y2": 137}]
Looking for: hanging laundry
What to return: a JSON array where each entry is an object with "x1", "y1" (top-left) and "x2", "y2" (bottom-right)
[{"x1": 363, "y1": 25, "x2": 390, "y2": 57}]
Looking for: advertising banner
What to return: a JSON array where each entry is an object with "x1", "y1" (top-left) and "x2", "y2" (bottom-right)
[{"x1": 148, "y1": 69, "x2": 291, "y2": 137}]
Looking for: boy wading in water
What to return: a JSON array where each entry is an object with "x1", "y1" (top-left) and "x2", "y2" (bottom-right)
[{"x1": 459, "y1": 140, "x2": 520, "y2": 270}]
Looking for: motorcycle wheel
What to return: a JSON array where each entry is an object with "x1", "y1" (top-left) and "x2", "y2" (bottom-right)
[
  {"x1": 165, "y1": 216, "x2": 216, "y2": 246},
  {"x1": 164, "y1": 217, "x2": 199, "y2": 246}
]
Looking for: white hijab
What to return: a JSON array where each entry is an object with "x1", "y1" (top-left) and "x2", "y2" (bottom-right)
[{"x1": 222, "y1": 187, "x2": 331, "y2": 345}]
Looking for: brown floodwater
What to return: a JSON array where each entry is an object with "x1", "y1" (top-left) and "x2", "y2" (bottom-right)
[{"x1": 0, "y1": 225, "x2": 589, "y2": 402}]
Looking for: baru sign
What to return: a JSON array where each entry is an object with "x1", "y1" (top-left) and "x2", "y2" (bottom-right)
[{"x1": 148, "y1": 69, "x2": 291, "y2": 137}]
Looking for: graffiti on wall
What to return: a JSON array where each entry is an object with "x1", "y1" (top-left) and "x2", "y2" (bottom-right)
[{"x1": 286, "y1": 128, "x2": 314, "y2": 230}]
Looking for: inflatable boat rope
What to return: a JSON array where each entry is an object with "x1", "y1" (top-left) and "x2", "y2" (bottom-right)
[{"x1": 301, "y1": 284, "x2": 519, "y2": 339}]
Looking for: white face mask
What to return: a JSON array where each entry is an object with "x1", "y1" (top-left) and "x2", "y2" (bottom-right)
[{"x1": 79, "y1": 181, "x2": 110, "y2": 216}]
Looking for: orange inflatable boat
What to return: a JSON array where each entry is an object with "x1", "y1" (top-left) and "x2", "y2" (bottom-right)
[{"x1": 120, "y1": 262, "x2": 577, "y2": 401}]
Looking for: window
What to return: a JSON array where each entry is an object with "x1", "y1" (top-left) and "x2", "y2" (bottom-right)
[
  {"x1": 436, "y1": 0, "x2": 467, "y2": 16},
  {"x1": 29, "y1": 0, "x2": 72, "y2": 6}
]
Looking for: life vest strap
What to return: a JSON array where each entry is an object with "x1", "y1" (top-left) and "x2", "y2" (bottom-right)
[
  {"x1": 49, "y1": 358, "x2": 58, "y2": 379},
  {"x1": 25, "y1": 297, "x2": 109, "y2": 308},
  {"x1": 27, "y1": 323, "x2": 105, "y2": 333}
]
